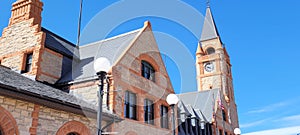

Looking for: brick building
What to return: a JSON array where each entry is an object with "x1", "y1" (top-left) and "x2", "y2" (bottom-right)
[
  {"x1": 0, "y1": 0, "x2": 175, "y2": 134},
  {"x1": 0, "y1": 0, "x2": 239, "y2": 135}
]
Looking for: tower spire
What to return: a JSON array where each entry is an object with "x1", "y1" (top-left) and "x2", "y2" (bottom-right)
[{"x1": 200, "y1": 6, "x2": 220, "y2": 42}]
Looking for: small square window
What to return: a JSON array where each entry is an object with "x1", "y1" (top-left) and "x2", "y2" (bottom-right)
[{"x1": 22, "y1": 53, "x2": 33, "y2": 73}]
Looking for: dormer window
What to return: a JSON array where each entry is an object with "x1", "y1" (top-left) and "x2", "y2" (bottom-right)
[
  {"x1": 141, "y1": 60, "x2": 155, "y2": 82},
  {"x1": 206, "y1": 47, "x2": 215, "y2": 55},
  {"x1": 23, "y1": 53, "x2": 33, "y2": 73}
]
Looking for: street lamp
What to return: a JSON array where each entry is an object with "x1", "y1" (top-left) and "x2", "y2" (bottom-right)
[
  {"x1": 166, "y1": 94, "x2": 179, "y2": 135},
  {"x1": 94, "y1": 57, "x2": 111, "y2": 135},
  {"x1": 234, "y1": 128, "x2": 241, "y2": 135}
]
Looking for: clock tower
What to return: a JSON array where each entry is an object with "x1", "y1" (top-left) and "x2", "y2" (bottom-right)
[
  {"x1": 196, "y1": 6, "x2": 233, "y2": 102},
  {"x1": 196, "y1": 6, "x2": 239, "y2": 128}
]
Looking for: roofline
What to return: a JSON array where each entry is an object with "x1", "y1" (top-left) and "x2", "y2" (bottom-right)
[
  {"x1": 42, "y1": 27, "x2": 76, "y2": 47},
  {"x1": 200, "y1": 36, "x2": 219, "y2": 42},
  {"x1": 45, "y1": 46, "x2": 75, "y2": 59},
  {"x1": 0, "y1": 83, "x2": 122, "y2": 121},
  {"x1": 79, "y1": 28, "x2": 142, "y2": 49},
  {"x1": 177, "y1": 88, "x2": 219, "y2": 96},
  {"x1": 112, "y1": 21, "x2": 152, "y2": 67}
]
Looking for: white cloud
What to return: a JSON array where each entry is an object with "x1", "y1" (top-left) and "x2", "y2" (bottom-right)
[
  {"x1": 272, "y1": 114, "x2": 300, "y2": 126},
  {"x1": 279, "y1": 114, "x2": 300, "y2": 122},
  {"x1": 243, "y1": 126, "x2": 300, "y2": 135},
  {"x1": 247, "y1": 101, "x2": 288, "y2": 114},
  {"x1": 240, "y1": 119, "x2": 269, "y2": 128}
]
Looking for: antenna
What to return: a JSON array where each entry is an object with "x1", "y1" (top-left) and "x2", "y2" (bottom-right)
[{"x1": 76, "y1": 0, "x2": 83, "y2": 46}]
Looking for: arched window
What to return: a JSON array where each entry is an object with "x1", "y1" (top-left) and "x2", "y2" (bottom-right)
[
  {"x1": 206, "y1": 47, "x2": 215, "y2": 55},
  {"x1": 56, "y1": 121, "x2": 90, "y2": 135},
  {"x1": 141, "y1": 60, "x2": 155, "y2": 82},
  {"x1": 0, "y1": 106, "x2": 19, "y2": 135},
  {"x1": 67, "y1": 133, "x2": 79, "y2": 135}
]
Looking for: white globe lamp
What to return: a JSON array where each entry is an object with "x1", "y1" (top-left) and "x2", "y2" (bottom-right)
[
  {"x1": 166, "y1": 94, "x2": 179, "y2": 106},
  {"x1": 234, "y1": 128, "x2": 241, "y2": 135},
  {"x1": 94, "y1": 57, "x2": 111, "y2": 73}
]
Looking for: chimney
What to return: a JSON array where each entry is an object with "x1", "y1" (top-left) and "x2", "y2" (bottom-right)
[{"x1": 9, "y1": 0, "x2": 43, "y2": 26}]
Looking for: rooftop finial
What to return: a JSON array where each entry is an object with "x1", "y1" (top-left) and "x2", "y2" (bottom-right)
[{"x1": 206, "y1": 0, "x2": 210, "y2": 8}]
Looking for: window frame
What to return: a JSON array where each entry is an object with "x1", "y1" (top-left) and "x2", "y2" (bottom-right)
[
  {"x1": 23, "y1": 53, "x2": 33, "y2": 73},
  {"x1": 206, "y1": 47, "x2": 215, "y2": 55},
  {"x1": 144, "y1": 99, "x2": 154, "y2": 125},
  {"x1": 160, "y1": 105, "x2": 169, "y2": 129},
  {"x1": 222, "y1": 109, "x2": 227, "y2": 121},
  {"x1": 219, "y1": 129, "x2": 223, "y2": 135},
  {"x1": 141, "y1": 60, "x2": 155, "y2": 82},
  {"x1": 124, "y1": 91, "x2": 137, "y2": 120},
  {"x1": 67, "y1": 133, "x2": 79, "y2": 135}
]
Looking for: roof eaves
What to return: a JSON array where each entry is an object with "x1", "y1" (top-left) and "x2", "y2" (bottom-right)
[
  {"x1": 42, "y1": 27, "x2": 76, "y2": 47},
  {"x1": 78, "y1": 28, "x2": 142, "y2": 50}
]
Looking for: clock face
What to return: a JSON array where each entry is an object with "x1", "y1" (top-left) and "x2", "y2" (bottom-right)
[{"x1": 204, "y1": 62, "x2": 214, "y2": 72}]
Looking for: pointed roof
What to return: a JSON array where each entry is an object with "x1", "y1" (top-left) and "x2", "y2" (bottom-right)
[
  {"x1": 200, "y1": 7, "x2": 220, "y2": 41},
  {"x1": 177, "y1": 89, "x2": 219, "y2": 123},
  {"x1": 196, "y1": 42, "x2": 204, "y2": 55}
]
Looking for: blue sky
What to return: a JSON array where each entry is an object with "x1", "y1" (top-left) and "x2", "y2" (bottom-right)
[{"x1": 1, "y1": 0, "x2": 300, "y2": 134}]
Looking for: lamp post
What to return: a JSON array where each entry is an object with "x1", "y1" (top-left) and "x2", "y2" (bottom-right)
[
  {"x1": 94, "y1": 57, "x2": 111, "y2": 135},
  {"x1": 234, "y1": 128, "x2": 241, "y2": 135},
  {"x1": 166, "y1": 94, "x2": 179, "y2": 135}
]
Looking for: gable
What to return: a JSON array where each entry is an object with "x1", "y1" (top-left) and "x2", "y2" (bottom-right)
[{"x1": 114, "y1": 22, "x2": 174, "y2": 96}]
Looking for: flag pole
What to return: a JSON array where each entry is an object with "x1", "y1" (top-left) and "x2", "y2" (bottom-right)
[
  {"x1": 76, "y1": 0, "x2": 83, "y2": 47},
  {"x1": 212, "y1": 93, "x2": 218, "y2": 135}
]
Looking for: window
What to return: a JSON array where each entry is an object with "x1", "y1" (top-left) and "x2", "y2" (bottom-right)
[
  {"x1": 219, "y1": 129, "x2": 223, "y2": 135},
  {"x1": 67, "y1": 133, "x2": 79, "y2": 135},
  {"x1": 124, "y1": 91, "x2": 137, "y2": 120},
  {"x1": 144, "y1": 99, "x2": 154, "y2": 124},
  {"x1": 160, "y1": 105, "x2": 168, "y2": 129},
  {"x1": 222, "y1": 109, "x2": 227, "y2": 121},
  {"x1": 141, "y1": 60, "x2": 155, "y2": 82},
  {"x1": 206, "y1": 47, "x2": 215, "y2": 55},
  {"x1": 23, "y1": 53, "x2": 33, "y2": 73},
  {"x1": 227, "y1": 65, "x2": 231, "y2": 74}
]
